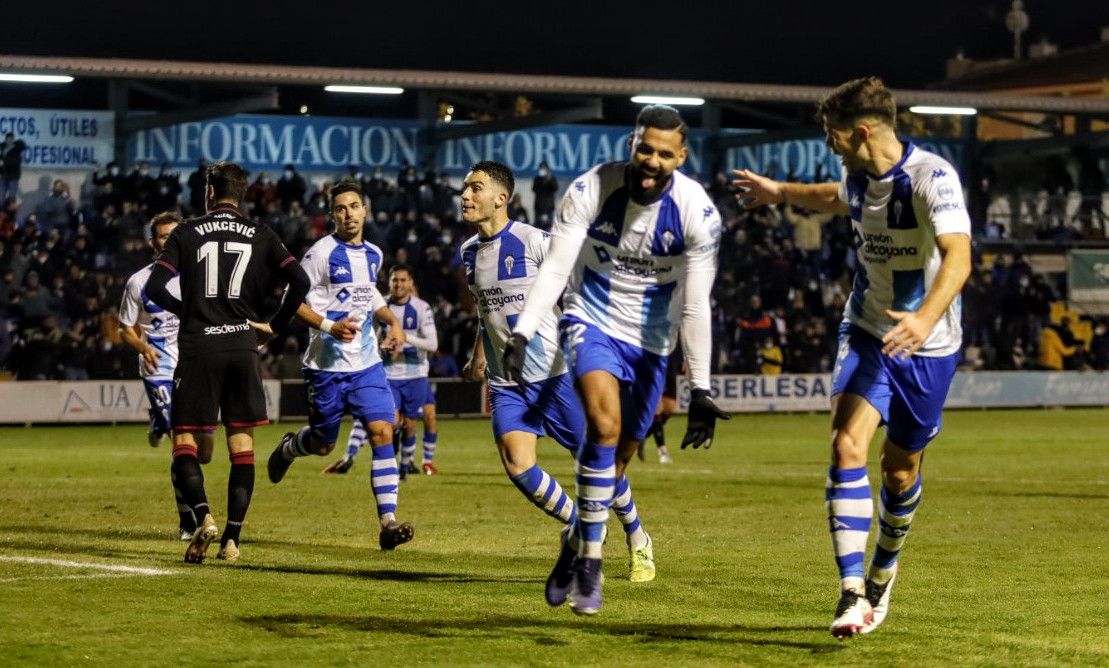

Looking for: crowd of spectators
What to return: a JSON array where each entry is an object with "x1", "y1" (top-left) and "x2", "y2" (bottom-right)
[{"x1": 1, "y1": 156, "x2": 1106, "y2": 382}]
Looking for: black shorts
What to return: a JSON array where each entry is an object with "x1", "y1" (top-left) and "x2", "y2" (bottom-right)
[{"x1": 172, "y1": 349, "x2": 268, "y2": 431}]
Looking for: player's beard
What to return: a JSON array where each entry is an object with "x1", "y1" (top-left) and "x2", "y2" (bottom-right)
[{"x1": 627, "y1": 163, "x2": 671, "y2": 205}]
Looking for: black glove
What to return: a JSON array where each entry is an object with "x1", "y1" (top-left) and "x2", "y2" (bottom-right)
[
  {"x1": 681, "y1": 388, "x2": 730, "y2": 449},
  {"x1": 502, "y1": 333, "x2": 528, "y2": 384}
]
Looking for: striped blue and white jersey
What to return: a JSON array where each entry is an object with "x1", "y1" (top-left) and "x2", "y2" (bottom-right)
[
  {"x1": 383, "y1": 295, "x2": 437, "y2": 380},
  {"x1": 554, "y1": 162, "x2": 722, "y2": 356},
  {"x1": 460, "y1": 221, "x2": 568, "y2": 387},
  {"x1": 300, "y1": 234, "x2": 388, "y2": 372},
  {"x1": 120, "y1": 264, "x2": 180, "y2": 381},
  {"x1": 838, "y1": 142, "x2": 970, "y2": 356}
]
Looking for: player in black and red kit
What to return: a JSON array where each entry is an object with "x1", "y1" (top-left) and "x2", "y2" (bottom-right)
[{"x1": 147, "y1": 160, "x2": 310, "y2": 564}]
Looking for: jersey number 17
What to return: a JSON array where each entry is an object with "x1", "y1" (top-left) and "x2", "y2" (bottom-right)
[{"x1": 197, "y1": 241, "x2": 253, "y2": 299}]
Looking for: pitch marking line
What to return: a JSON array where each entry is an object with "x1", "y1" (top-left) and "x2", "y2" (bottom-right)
[{"x1": 0, "y1": 555, "x2": 178, "y2": 582}]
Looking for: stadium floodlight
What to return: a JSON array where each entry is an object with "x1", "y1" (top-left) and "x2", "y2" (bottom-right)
[
  {"x1": 908, "y1": 105, "x2": 977, "y2": 116},
  {"x1": 630, "y1": 95, "x2": 705, "y2": 106},
  {"x1": 324, "y1": 85, "x2": 404, "y2": 95},
  {"x1": 0, "y1": 73, "x2": 73, "y2": 83}
]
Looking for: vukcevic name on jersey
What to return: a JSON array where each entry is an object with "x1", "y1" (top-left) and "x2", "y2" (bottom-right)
[
  {"x1": 301, "y1": 234, "x2": 388, "y2": 373},
  {"x1": 557, "y1": 163, "x2": 722, "y2": 356},
  {"x1": 460, "y1": 220, "x2": 568, "y2": 386},
  {"x1": 837, "y1": 142, "x2": 971, "y2": 356},
  {"x1": 119, "y1": 263, "x2": 180, "y2": 381},
  {"x1": 383, "y1": 295, "x2": 437, "y2": 380}
]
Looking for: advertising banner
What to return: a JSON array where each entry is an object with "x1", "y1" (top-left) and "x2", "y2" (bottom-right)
[
  {"x1": 1068, "y1": 249, "x2": 1109, "y2": 315},
  {"x1": 126, "y1": 113, "x2": 967, "y2": 181},
  {"x1": 0, "y1": 107, "x2": 114, "y2": 168},
  {"x1": 677, "y1": 372, "x2": 1109, "y2": 412}
]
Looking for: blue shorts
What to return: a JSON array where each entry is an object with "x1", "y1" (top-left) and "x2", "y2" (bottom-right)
[
  {"x1": 143, "y1": 378, "x2": 173, "y2": 436},
  {"x1": 559, "y1": 316, "x2": 667, "y2": 442},
  {"x1": 424, "y1": 382, "x2": 436, "y2": 407},
  {"x1": 390, "y1": 377, "x2": 431, "y2": 419},
  {"x1": 489, "y1": 373, "x2": 584, "y2": 450},
  {"x1": 831, "y1": 323, "x2": 959, "y2": 451},
  {"x1": 305, "y1": 365, "x2": 396, "y2": 444}
]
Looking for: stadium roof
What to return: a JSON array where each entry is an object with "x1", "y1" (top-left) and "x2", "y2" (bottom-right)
[{"x1": 3, "y1": 54, "x2": 1109, "y2": 116}]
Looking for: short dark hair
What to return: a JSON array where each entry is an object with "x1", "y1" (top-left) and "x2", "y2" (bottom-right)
[
  {"x1": 329, "y1": 178, "x2": 363, "y2": 206},
  {"x1": 635, "y1": 104, "x2": 688, "y2": 142},
  {"x1": 206, "y1": 161, "x2": 249, "y2": 204},
  {"x1": 817, "y1": 76, "x2": 897, "y2": 127},
  {"x1": 150, "y1": 211, "x2": 181, "y2": 235},
  {"x1": 469, "y1": 160, "x2": 514, "y2": 196},
  {"x1": 389, "y1": 262, "x2": 412, "y2": 278}
]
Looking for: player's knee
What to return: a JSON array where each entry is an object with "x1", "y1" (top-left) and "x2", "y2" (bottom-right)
[
  {"x1": 831, "y1": 430, "x2": 868, "y2": 465},
  {"x1": 586, "y1": 413, "x2": 620, "y2": 443},
  {"x1": 314, "y1": 440, "x2": 336, "y2": 456},
  {"x1": 880, "y1": 464, "x2": 918, "y2": 493}
]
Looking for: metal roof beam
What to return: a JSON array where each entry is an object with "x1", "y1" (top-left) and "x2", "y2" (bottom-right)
[
  {"x1": 117, "y1": 87, "x2": 279, "y2": 133},
  {"x1": 423, "y1": 99, "x2": 603, "y2": 143},
  {"x1": 4, "y1": 54, "x2": 1109, "y2": 115}
]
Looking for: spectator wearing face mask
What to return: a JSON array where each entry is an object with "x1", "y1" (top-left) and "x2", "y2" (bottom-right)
[
  {"x1": 93, "y1": 161, "x2": 126, "y2": 213},
  {"x1": 126, "y1": 161, "x2": 156, "y2": 205},
  {"x1": 33, "y1": 180, "x2": 77, "y2": 238},
  {"x1": 148, "y1": 163, "x2": 182, "y2": 214},
  {"x1": 531, "y1": 161, "x2": 558, "y2": 230},
  {"x1": 277, "y1": 163, "x2": 307, "y2": 212}
]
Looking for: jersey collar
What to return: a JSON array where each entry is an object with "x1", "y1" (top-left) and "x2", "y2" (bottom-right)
[
  {"x1": 478, "y1": 219, "x2": 516, "y2": 242},
  {"x1": 868, "y1": 141, "x2": 915, "y2": 181},
  {"x1": 210, "y1": 204, "x2": 246, "y2": 217}
]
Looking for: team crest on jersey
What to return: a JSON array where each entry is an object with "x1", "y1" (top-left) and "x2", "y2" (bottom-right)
[
  {"x1": 849, "y1": 193, "x2": 862, "y2": 209},
  {"x1": 406, "y1": 317, "x2": 414, "y2": 328},
  {"x1": 892, "y1": 201, "x2": 903, "y2": 224},
  {"x1": 370, "y1": 262, "x2": 379, "y2": 278},
  {"x1": 660, "y1": 230, "x2": 676, "y2": 253},
  {"x1": 504, "y1": 255, "x2": 515, "y2": 275}
]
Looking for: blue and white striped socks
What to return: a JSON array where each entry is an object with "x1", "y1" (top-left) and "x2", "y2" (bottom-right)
[
  {"x1": 400, "y1": 434, "x2": 417, "y2": 467},
  {"x1": 826, "y1": 465, "x2": 872, "y2": 593},
  {"x1": 870, "y1": 475, "x2": 922, "y2": 585},
  {"x1": 575, "y1": 442, "x2": 616, "y2": 560},
  {"x1": 510, "y1": 464, "x2": 576, "y2": 524},
  {"x1": 422, "y1": 431, "x2": 438, "y2": 464},
  {"x1": 370, "y1": 444, "x2": 399, "y2": 523},
  {"x1": 611, "y1": 474, "x2": 648, "y2": 549},
  {"x1": 346, "y1": 422, "x2": 367, "y2": 459}
]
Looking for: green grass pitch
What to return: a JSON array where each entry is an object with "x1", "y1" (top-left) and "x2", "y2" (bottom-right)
[{"x1": 1, "y1": 408, "x2": 1107, "y2": 666}]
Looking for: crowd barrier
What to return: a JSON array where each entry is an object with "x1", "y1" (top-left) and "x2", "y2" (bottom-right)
[
  {"x1": 0, "y1": 378, "x2": 486, "y2": 425},
  {"x1": 675, "y1": 371, "x2": 1109, "y2": 412},
  {"x1": 0, "y1": 373, "x2": 1103, "y2": 425}
]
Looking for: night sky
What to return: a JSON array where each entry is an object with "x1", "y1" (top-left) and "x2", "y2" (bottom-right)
[{"x1": 4, "y1": 1, "x2": 1107, "y2": 89}]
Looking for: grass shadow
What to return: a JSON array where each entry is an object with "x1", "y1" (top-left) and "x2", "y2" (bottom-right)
[{"x1": 241, "y1": 612, "x2": 841, "y2": 653}]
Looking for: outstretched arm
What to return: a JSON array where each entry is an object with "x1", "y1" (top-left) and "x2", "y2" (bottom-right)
[{"x1": 732, "y1": 169, "x2": 848, "y2": 215}]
